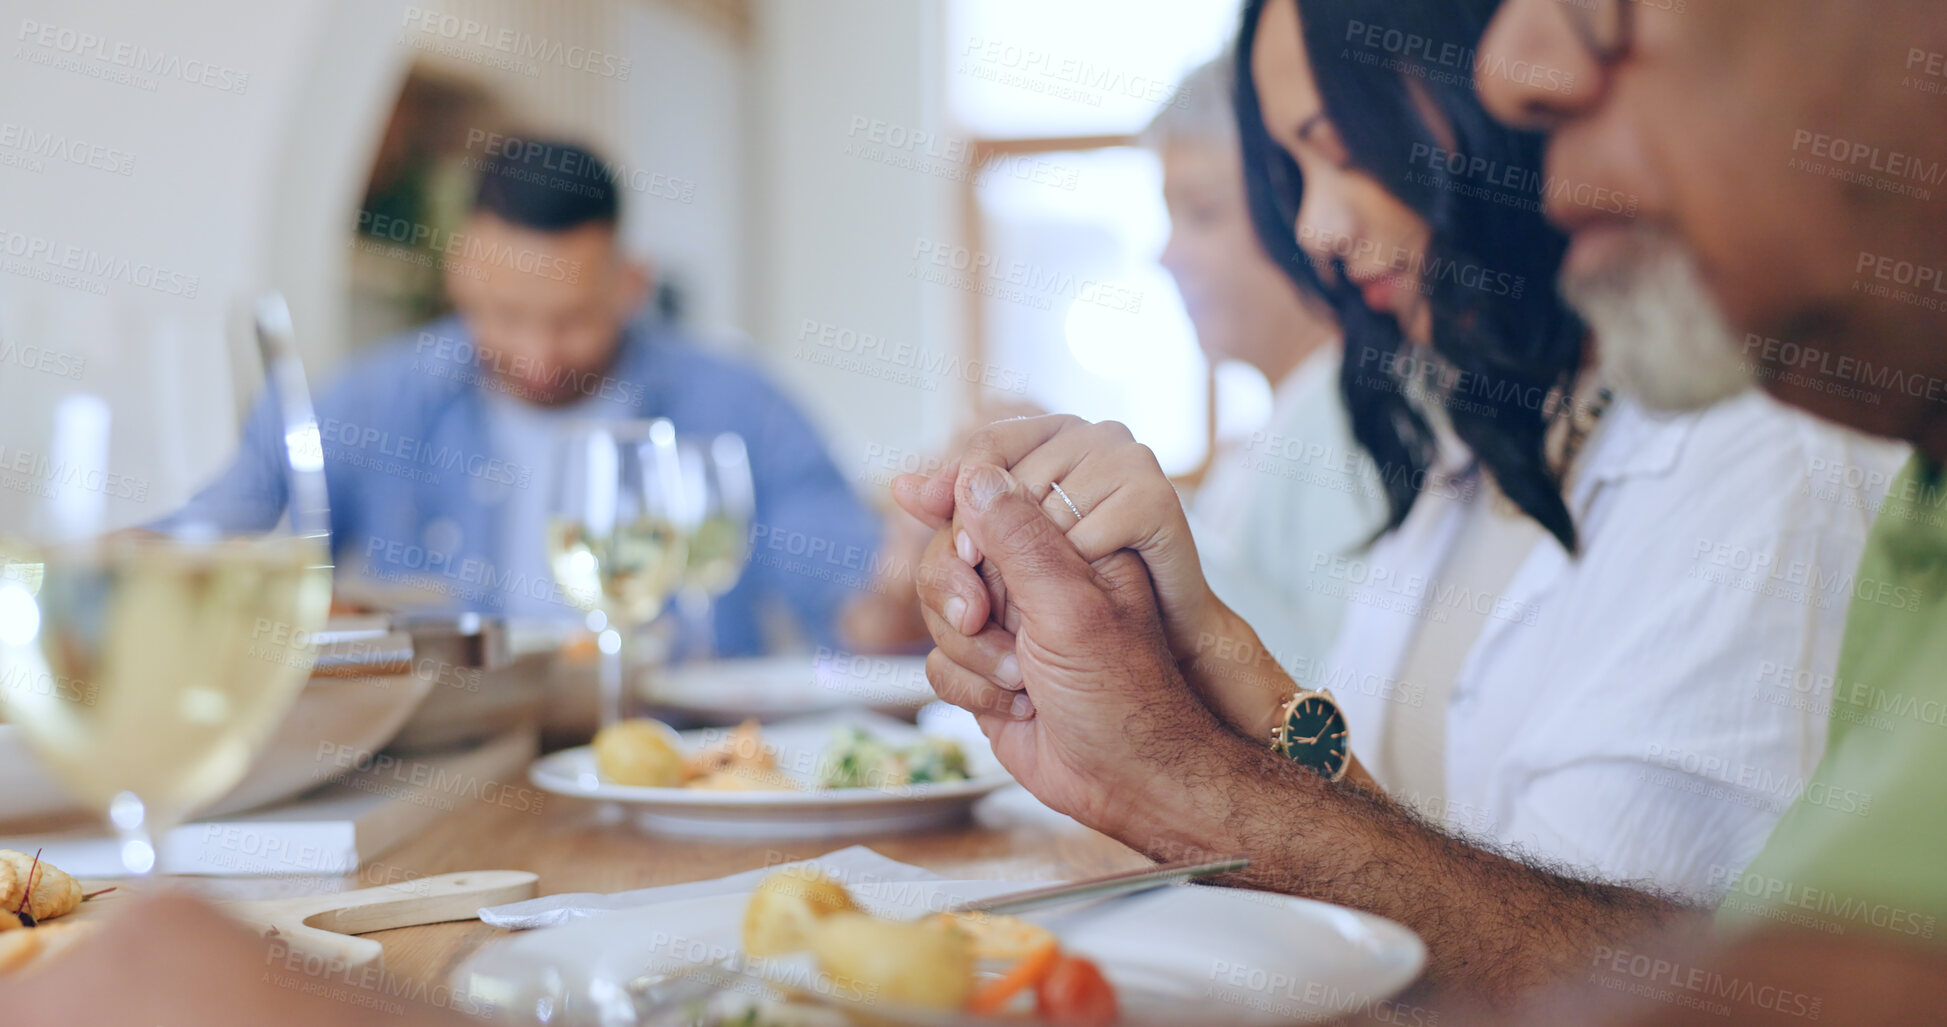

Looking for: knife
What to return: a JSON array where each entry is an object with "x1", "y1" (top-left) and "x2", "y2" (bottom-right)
[{"x1": 941, "y1": 856, "x2": 1251, "y2": 917}]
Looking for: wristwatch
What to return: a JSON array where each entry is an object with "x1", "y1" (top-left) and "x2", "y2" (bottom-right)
[{"x1": 1271, "y1": 689, "x2": 1350, "y2": 782}]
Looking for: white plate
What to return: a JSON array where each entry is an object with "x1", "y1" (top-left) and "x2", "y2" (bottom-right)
[
  {"x1": 641, "y1": 654, "x2": 936, "y2": 724},
  {"x1": 453, "y1": 877, "x2": 1427, "y2": 1026},
  {"x1": 528, "y1": 712, "x2": 1015, "y2": 838}
]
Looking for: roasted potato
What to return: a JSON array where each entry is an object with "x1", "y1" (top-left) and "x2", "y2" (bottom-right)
[
  {"x1": 591, "y1": 719, "x2": 686, "y2": 787},
  {"x1": 0, "y1": 851, "x2": 97, "y2": 978},
  {"x1": 810, "y1": 911, "x2": 975, "y2": 1010},
  {"x1": 0, "y1": 850, "x2": 81, "y2": 923},
  {"x1": 742, "y1": 867, "x2": 859, "y2": 957}
]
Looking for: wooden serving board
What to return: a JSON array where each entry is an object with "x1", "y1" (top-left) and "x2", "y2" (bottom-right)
[{"x1": 223, "y1": 869, "x2": 539, "y2": 968}]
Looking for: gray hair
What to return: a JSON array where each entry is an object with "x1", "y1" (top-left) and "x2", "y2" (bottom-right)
[{"x1": 1141, "y1": 51, "x2": 1239, "y2": 151}]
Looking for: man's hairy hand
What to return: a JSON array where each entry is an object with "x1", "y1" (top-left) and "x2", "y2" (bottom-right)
[
  {"x1": 908, "y1": 460, "x2": 1698, "y2": 1009},
  {"x1": 920, "y1": 460, "x2": 1232, "y2": 838}
]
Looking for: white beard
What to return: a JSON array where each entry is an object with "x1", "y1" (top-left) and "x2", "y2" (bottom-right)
[{"x1": 1562, "y1": 230, "x2": 1755, "y2": 412}]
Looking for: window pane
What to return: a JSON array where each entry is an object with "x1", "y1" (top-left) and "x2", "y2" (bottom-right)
[
  {"x1": 971, "y1": 146, "x2": 1209, "y2": 475},
  {"x1": 1214, "y1": 360, "x2": 1276, "y2": 447}
]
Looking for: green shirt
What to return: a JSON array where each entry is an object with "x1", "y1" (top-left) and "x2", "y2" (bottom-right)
[{"x1": 1720, "y1": 455, "x2": 1947, "y2": 944}]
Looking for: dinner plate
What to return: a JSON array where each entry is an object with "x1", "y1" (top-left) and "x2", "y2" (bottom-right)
[
  {"x1": 527, "y1": 712, "x2": 1015, "y2": 838},
  {"x1": 640, "y1": 654, "x2": 936, "y2": 725},
  {"x1": 453, "y1": 876, "x2": 1427, "y2": 1026}
]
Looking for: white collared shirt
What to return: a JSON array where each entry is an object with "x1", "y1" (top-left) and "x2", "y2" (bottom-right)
[
  {"x1": 1319, "y1": 389, "x2": 1909, "y2": 900},
  {"x1": 1192, "y1": 347, "x2": 1387, "y2": 679}
]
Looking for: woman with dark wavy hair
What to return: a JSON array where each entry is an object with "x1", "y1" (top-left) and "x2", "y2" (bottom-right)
[
  {"x1": 903, "y1": 0, "x2": 1892, "y2": 909},
  {"x1": 1226, "y1": 0, "x2": 1607, "y2": 821},
  {"x1": 1234, "y1": 0, "x2": 1589, "y2": 550}
]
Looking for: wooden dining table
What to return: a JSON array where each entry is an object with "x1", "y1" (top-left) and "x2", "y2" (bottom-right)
[{"x1": 184, "y1": 782, "x2": 1151, "y2": 996}]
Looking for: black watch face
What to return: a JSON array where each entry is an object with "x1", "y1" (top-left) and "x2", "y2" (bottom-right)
[{"x1": 1281, "y1": 695, "x2": 1349, "y2": 779}]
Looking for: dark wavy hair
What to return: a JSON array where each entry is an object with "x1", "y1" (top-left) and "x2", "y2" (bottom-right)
[{"x1": 1234, "y1": 0, "x2": 1587, "y2": 550}]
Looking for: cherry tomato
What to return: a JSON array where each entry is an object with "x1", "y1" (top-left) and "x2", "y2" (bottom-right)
[{"x1": 1036, "y1": 954, "x2": 1118, "y2": 1026}]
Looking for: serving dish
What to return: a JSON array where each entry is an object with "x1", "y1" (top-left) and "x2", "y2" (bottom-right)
[{"x1": 0, "y1": 621, "x2": 442, "y2": 825}]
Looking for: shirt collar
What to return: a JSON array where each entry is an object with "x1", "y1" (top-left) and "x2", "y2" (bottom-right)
[{"x1": 1566, "y1": 390, "x2": 1714, "y2": 514}]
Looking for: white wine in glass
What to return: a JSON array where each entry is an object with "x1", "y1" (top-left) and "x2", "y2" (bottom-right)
[
  {"x1": 0, "y1": 293, "x2": 332, "y2": 875},
  {"x1": 673, "y1": 433, "x2": 755, "y2": 660},
  {"x1": 680, "y1": 513, "x2": 747, "y2": 599},
  {"x1": 1, "y1": 536, "x2": 328, "y2": 837},
  {"x1": 545, "y1": 418, "x2": 690, "y2": 726},
  {"x1": 545, "y1": 515, "x2": 688, "y2": 625}
]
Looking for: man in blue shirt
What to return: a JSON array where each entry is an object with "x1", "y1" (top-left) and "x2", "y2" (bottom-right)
[{"x1": 201, "y1": 139, "x2": 878, "y2": 655}]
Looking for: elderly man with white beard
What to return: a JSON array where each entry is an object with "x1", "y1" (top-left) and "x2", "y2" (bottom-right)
[{"x1": 1449, "y1": 0, "x2": 1947, "y2": 1022}]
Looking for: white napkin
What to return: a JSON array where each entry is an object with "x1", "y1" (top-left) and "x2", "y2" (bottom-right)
[{"x1": 477, "y1": 845, "x2": 946, "y2": 930}]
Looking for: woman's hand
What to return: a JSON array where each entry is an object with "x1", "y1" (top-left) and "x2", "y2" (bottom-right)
[
  {"x1": 893, "y1": 416, "x2": 1218, "y2": 652},
  {"x1": 893, "y1": 415, "x2": 1300, "y2": 740}
]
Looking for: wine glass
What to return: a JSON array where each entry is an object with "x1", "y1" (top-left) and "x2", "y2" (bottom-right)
[
  {"x1": 545, "y1": 418, "x2": 690, "y2": 728},
  {"x1": 672, "y1": 433, "x2": 755, "y2": 662},
  {"x1": 0, "y1": 291, "x2": 332, "y2": 876}
]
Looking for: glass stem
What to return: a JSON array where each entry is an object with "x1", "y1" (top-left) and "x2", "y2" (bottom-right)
[
  {"x1": 597, "y1": 628, "x2": 625, "y2": 729},
  {"x1": 678, "y1": 590, "x2": 716, "y2": 663}
]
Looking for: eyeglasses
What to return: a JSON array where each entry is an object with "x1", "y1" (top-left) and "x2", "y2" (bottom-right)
[{"x1": 1563, "y1": 0, "x2": 1635, "y2": 65}]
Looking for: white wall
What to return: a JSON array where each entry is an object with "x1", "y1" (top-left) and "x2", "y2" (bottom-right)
[
  {"x1": 0, "y1": 0, "x2": 408, "y2": 373},
  {"x1": 619, "y1": 2, "x2": 747, "y2": 338},
  {"x1": 0, "y1": 0, "x2": 957, "y2": 513},
  {"x1": 747, "y1": 0, "x2": 964, "y2": 479},
  {"x1": 0, "y1": 0, "x2": 410, "y2": 528}
]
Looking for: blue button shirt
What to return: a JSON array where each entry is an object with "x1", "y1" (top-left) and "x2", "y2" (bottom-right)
[{"x1": 183, "y1": 313, "x2": 881, "y2": 656}]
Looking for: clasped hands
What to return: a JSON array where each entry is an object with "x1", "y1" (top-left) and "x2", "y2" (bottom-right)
[{"x1": 890, "y1": 415, "x2": 1301, "y2": 838}]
